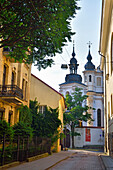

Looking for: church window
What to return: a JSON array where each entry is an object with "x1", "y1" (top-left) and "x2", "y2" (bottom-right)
[
  {"x1": 97, "y1": 109, "x2": 101, "y2": 127},
  {"x1": 93, "y1": 76, "x2": 95, "y2": 83},
  {"x1": 89, "y1": 75, "x2": 92, "y2": 82},
  {"x1": 97, "y1": 77, "x2": 101, "y2": 86}
]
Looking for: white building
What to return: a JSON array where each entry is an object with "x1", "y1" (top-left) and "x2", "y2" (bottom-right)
[{"x1": 59, "y1": 43, "x2": 104, "y2": 148}]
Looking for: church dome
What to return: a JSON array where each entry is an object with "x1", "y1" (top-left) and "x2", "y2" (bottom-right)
[
  {"x1": 70, "y1": 57, "x2": 77, "y2": 64},
  {"x1": 84, "y1": 43, "x2": 95, "y2": 70}
]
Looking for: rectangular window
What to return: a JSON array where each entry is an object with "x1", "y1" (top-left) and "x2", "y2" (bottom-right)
[
  {"x1": 39, "y1": 105, "x2": 46, "y2": 114},
  {"x1": 97, "y1": 77, "x2": 101, "y2": 86}
]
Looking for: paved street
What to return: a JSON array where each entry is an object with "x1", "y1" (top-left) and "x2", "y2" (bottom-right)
[
  {"x1": 8, "y1": 150, "x2": 105, "y2": 170},
  {"x1": 49, "y1": 150, "x2": 105, "y2": 170}
]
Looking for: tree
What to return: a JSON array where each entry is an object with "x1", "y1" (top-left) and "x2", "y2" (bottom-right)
[
  {"x1": 0, "y1": 0, "x2": 80, "y2": 69},
  {"x1": 12, "y1": 104, "x2": 33, "y2": 139},
  {"x1": 0, "y1": 120, "x2": 13, "y2": 141},
  {"x1": 18, "y1": 104, "x2": 32, "y2": 126},
  {"x1": 64, "y1": 87, "x2": 93, "y2": 148},
  {"x1": 13, "y1": 121, "x2": 33, "y2": 139},
  {"x1": 30, "y1": 99, "x2": 62, "y2": 144}
]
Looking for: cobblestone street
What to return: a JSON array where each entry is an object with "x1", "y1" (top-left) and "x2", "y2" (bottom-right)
[
  {"x1": 49, "y1": 150, "x2": 105, "y2": 170},
  {"x1": 8, "y1": 150, "x2": 105, "y2": 170}
]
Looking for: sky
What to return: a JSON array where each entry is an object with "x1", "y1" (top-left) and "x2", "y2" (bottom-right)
[{"x1": 31, "y1": 0, "x2": 102, "y2": 92}]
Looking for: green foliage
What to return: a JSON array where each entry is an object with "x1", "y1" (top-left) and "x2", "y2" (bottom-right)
[
  {"x1": 0, "y1": 0, "x2": 80, "y2": 69},
  {"x1": 30, "y1": 100, "x2": 61, "y2": 138},
  {"x1": 19, "y1": 104, "x2": 32, "y2": 126},
  {"x1": 64, "y1": 87, "x2": 93, "y2": 126},
  {"x1": 0, "y1": 120, "x2": 13, "y2": 140},
  {"x1": 13, "y1": 121, "x2": 33, "y2": 139},
  {"x1": 64, "y1": 87, "x2": 94, "y2": 148}
]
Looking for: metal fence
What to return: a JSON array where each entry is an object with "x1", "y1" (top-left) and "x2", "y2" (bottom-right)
[{"x1": 0, "y1": 134, "x2": 51, "y2": 166}]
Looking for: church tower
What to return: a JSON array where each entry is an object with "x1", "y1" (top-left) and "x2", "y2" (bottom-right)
[
  {"x1": 59, "y1": 42, "x2": 86, "y2": 98},
  {"x1": 83, "y1": 42, "x2": 104, "y2": 127}
]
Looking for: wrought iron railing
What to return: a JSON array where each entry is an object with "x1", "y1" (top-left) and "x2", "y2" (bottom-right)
[{"x1": 0, "y1": 85, "x2": 23, "y2": 100}]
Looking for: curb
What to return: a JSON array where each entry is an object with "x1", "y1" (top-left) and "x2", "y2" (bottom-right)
[
  {"x1": 27, "y1": 153, "x2": 49, "y2": 162},
  {"x1": 45, "y1": 152, "x2": 77, "y2": 170},
  {"x1": 98, "y1": 155, "x2": 106, "y2": 170},
  {"x1": 0, "y1": 161, "x2": 20, "y2": 170},
  {"x1": 0, "y1": 153, "x2": 49, "y2": 169}
]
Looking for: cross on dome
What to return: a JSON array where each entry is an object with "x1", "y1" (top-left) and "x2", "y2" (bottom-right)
[{"x1": 87, "y1": 41, "x2": 92, "y2": 49}]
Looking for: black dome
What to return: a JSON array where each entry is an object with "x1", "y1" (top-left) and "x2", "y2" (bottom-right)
[
  {"x1": 84, "y1": 49, "x2": 95, "y2": 70},
  {"x1": 70, "y1": 57, "x2": 77, "y2": 64}
]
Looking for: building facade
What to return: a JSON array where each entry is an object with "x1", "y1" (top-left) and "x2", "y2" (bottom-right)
[
  {"x1": 100, "y1": 0, "x2": 113, "y2": 155},
  {"x1": 59, "y1": 43, "x2": 104, "y2": 148},
  {"x1": 0, "y1": 48, "x2": 31, "y2": 125},
  {"x1": 30, "y1": 74, "x2": 66, "y2": 152}
]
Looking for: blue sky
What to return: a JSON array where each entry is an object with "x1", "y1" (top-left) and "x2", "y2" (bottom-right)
[{"x1": 31, "y1": 0, "x2": 102, "y2": 91}]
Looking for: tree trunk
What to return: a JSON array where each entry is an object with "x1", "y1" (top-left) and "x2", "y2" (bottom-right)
[{"x1": 71, "y1": 122, "x2": 75, "y2": 149}]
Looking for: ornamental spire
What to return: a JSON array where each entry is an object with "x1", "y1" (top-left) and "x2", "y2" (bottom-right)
[{"x1": 72, "y1": 40, "x2": 75, "y2": 58}]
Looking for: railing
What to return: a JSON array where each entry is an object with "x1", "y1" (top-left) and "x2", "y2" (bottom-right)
[
  {"x1": 0, "y1": 135, "x2": 51, "y2": 166},
  {"x1": 0, "y1": 85, "x2": 23, "y2": 100}
]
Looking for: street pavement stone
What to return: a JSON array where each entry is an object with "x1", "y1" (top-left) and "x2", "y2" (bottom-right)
[
  {"x1": 8, "y1": 150, "x2": 113, "y2": 170},
  {"x1": 49, "y1": 151, "x2": 104, "y2": 170}
]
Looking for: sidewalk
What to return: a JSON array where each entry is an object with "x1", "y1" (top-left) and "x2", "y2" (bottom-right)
[
  {"x1": 100, "y1": 154, "x2": 113, "y2": 170},
  {"x1": 8, "y1": 150, "x2": 76, "y2": 170}
]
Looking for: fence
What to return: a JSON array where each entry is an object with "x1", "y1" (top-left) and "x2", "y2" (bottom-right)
[{"x1": 0, "y1": 134, "x2": 51, "y2": 166}]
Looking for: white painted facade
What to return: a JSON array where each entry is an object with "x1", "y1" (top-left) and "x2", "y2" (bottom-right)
[{"x1": 59, "y1": 45, "x2": 104, "y2": 148}]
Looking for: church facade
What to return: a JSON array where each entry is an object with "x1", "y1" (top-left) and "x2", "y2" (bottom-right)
[{"x1": 59, "y1": 43, "x2": 104, "y2": 148}]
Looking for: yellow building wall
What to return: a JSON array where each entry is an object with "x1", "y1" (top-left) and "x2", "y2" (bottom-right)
[
  {"x1": 0, "y1": 48, "x2": 31, "y2": 125},
  {"x1": 30, "y1": 74, "x2": 65, "y2": 152}
]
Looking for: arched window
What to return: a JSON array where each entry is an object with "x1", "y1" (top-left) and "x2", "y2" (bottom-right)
[
  {"x1": 97, "y1": 109, "x2": 101, "y2": 127},
  {"x1": 97, "y1": 77, "x2": 101, "y2": 86},
  {"x1": 89, "y1": 75, "x2": 92, "y2": 82}
]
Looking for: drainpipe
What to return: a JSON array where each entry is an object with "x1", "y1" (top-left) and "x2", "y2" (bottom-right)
[{"x1": 98, "y1": 51, "x2": 107, "y2": 153}]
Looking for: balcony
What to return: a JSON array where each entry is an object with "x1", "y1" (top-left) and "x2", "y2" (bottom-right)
[{"x1": 0, "y1": 85, "x2": 23, "y2": 104}]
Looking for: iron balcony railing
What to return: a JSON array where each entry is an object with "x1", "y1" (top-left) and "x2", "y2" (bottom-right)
[{"x1": 0, "y1": 85, "x2": 23, "y2": 100}]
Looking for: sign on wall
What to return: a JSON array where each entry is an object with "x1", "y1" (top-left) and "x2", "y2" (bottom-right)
[{"x1": 85, "y1": 128, "x2": 91, "y2": 142}]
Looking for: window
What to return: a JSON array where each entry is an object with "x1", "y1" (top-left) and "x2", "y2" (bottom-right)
[
  {"x1": 22, "y1": 79, "x2": 25, "y2": 99},
  {"x1": 93, "y1": 76, "x2": 95, "y2": 83},
  {"x1": 25, "y1": 81, "x2": 27, "y2": 101},
  {"x1": 97, "y1": 109, "x2": 101, "y2": 127},
  {"x1": 8, "y1": 111, "x2": 13, "y2": 124},
  {"x1": 85, "y1": 76, "x2": 87, "y2": 82},
  {"x1": 89, "y1": 75, "x2": 92, "y2": 82},
  {"x1": 111, "y1": 95, "x2": 113, "y2": 115},
  {"x1": 11, "y1": 72, "x2": 15, "y2": 86},
  {"x1": 3, "y1": 65, "x2": 7, "y2": 86},
  {"x1": 97, "y1": 77, "x2": 101, "y2": 86},
  {"x1": 39, "y1": 105, "x2": 46, "y2": 114},
  {"x1": 108, "y1": 102, "x2": 110, "y2": 120},
  {"x1": 111, "y1": 33, "x2": 113, "y2": 74}
]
